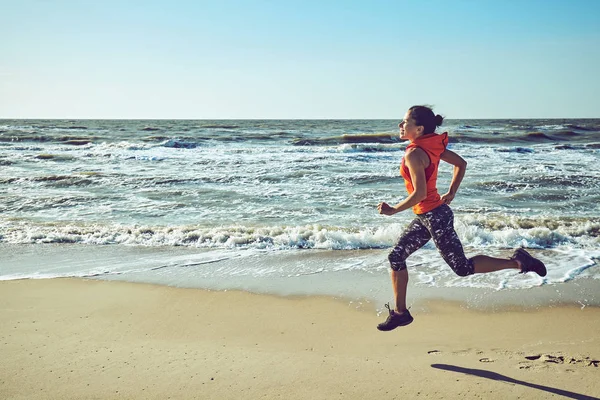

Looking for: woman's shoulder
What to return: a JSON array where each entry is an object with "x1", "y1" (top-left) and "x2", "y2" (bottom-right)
[
  {"x1": 404, "y1": 146, "x2": 429, "y2": 166},
  {"x1": 405, "y1": 146, "x2": 428, "y2": 160}
]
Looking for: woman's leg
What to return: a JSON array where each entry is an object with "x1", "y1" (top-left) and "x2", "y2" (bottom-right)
[
  {"x1": 420, "y1": 205, "x2": 475, "y2": 276},
  {"x1": 387, "y1": 218, "x2": 431, "y2": 312},
  {"x1": 391, "y1": 268, "x2": 409, "y2": 312},
  {"x1": 378, "y1": 219, "x2": 432, "y2": 331},
  {"x1": 472, "y1": 255, "x2": 519, "y2": 273},
  {"x1": 423, "y1": 205, "x2": 521, "y2": 275}
]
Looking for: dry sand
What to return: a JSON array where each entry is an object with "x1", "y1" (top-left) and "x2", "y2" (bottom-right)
[{"x1": 1, "y1": 278, "x2": 599, "y2": 399}]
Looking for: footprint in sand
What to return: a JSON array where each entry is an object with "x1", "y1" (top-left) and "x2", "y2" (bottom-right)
[
  {"x1": 544, "y1": 355, "x2": 564, "y2": 364},
  {"x1": 565, "y1": 356, "x2": 599, "y2": 368},
  {"x1": 451, "y1": 349, "x2": 473, "y2": 355},
  {"x1": 522, "y1": 354, "x2": 599, "y2": 368},
  {"x1": 427, "y1": 348, "x2": 495, "y2": 363},
  {"x1": 524, "y1": 354, "x2": 541, "y2": 361}
]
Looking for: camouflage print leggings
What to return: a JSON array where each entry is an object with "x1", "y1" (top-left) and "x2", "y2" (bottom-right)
[{"x1": 388, "y1": 204, "x2": 475, "y2": 276}]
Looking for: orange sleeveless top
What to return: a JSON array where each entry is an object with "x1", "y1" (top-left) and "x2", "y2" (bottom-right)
[{"x1": 400, "y1": 132, "x2": 448, "y2": 214}]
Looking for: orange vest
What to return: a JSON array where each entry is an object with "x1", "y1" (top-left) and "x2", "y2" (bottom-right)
[{"x1": 400, "y1": 132, "x2": 448, "y2": 214}]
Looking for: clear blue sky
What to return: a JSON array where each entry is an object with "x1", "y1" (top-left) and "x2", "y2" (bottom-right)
[{"x1": 1, "y1": 0, "x2": 599, "y2": 119}]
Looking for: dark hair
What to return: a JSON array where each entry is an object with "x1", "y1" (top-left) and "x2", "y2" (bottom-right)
[{"x1": 408, "y1": 105, "x2": 444, "y2": 134}]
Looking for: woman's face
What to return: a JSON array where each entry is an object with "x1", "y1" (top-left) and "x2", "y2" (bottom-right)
[{"x1": 398, "y1": 111, "x2": 423, "y2": 141}]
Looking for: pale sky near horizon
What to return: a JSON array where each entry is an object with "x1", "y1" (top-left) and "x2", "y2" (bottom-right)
[{"x1": 1, "y1": 0, "x2": 599, "y2": 119}]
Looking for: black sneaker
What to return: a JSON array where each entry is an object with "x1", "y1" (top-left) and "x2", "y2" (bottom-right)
[
  {"x1": 377, "y1": 303, "x2": 413, "y2": 331},
  {"x1": 512, "y1": 248, "x2": 547, "y2": 277}
]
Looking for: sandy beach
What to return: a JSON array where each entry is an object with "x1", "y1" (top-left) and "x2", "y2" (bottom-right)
[{"x1": 1, "y1": 278, "x2": 599, "y2": 399}]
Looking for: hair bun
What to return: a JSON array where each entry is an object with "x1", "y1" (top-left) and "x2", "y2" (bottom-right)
[{"x1": 408, "y1": 105, "x2": 444, "y2": 133}]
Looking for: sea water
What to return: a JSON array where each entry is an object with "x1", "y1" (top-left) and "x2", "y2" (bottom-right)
[{"x1": 1, "y1": 119, "x2": 599, "y2": 306}]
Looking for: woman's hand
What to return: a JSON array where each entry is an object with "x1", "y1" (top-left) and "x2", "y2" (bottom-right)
[
  {"x1": 440, "y1": 191, "x2": 455, "y2": 205},
  {"x1": 377, "y1": 202, "x2": 397, "y2": 216}
]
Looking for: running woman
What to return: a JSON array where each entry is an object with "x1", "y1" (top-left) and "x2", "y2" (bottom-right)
[{"x1": 376, "y1": 105, "x2": 546, "y2": 331}]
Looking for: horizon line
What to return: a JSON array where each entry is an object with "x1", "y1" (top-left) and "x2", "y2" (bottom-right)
[{"x1": 1, "y1": 117, "x2": 599, "y2": 121}]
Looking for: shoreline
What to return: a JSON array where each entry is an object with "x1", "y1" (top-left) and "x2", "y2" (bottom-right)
[
  {"x1": 2, "y1": 243, "x2": 599, "y2": 311},
  {"x1": 5, "y1": 275, "x2": 600, "y2": 313},
  {"x1": 2, "y1": 278, "x2": 599, "y2": 399}
]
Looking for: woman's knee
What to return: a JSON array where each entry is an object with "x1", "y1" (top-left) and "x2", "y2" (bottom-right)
[
  {"x1": 388, "y1": 250, "x2": 407, "y2": 271},
  {"x1": 450, "y1": 258, "x2": 475, "y2": 277},
  {"x1": 453, "y1": 268, "x2": 472, "y2": 277}
]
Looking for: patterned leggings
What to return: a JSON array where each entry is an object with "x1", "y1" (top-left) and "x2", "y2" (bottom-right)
[{"x1": 388, "y1": 204, "x2": 475, "y2": 276}]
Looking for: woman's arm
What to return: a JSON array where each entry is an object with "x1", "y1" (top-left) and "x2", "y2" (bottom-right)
[
  {"x1": 378, "y1": 149, "x2": 428, "y2": 215},
  {"x1": 439, "y1": 149, "x2": 467, "y2": 205}
]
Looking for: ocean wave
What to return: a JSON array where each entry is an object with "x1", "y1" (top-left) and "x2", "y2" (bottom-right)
[
  {"x1": 1, "y1": 217, "x2": 597, "y2": 250},
  {"x1": 293, "y1": 133, "x2": 399, "y2": 146},
  {"x1": 525, "y1": 132, "x2": 564, "y2": 141},
  {"x1": 2, "y1": 122, "x2": 598, "y2": 148},
  {"x1": 552, "y1": 130, "x2": 580, "y2": 137},
  {"x1": 452, "y1": 131, "x2": 598, "y2": 145},
  {"x1": 0, "y1": 172, "x2": 100, "y2": 189},
  {"x1": 0, "y1": 134, "x2": 97, "y2": 143},
  {"x1": 336, "y1": 143, "x2": 402, "y2": 153},
  {"x1": 494, "y1": 147, "x2": 534, "y2": 153},
  {"x1": 34, "y1": 154, "x2": 77, "y2": 161},
  {"x1": 291, "y1": 130, "x2": 598, "y2": 148},
  {"x1": 554, "y1": 144, "x2": 584, "y2": 150},
  {"x1": 200, "y1": 124, "x2": 240, "y2": 129},
  {"x1": 7, "y1": 146, "x2": 43, "y2": 151},
  {"x1": 162, "y1": 139, "x2": 200, "y2": 149},
  {"x1": 54, "y1": 126, "x2": 89, "y2": 130},
  {"x1": 476, "y1": 173, "x2": 599, "y2": 190},
  {"x1": 90, "y1": 141, "x2": 155, "y2": 151},
  {"x1": 535, "y1": 124, "x2": 567, "y2": 130},
  {"x1": 565, "y1": 124, "x2": 596, "y2": 131},
  {"x1": 556, "y1": 142, "x2": 600, "y2": 150},
  {"x1": 63, "y1": 140, "x2": 91, "y2": 146},
  {"x1": 141, "y1": 135, "x2": 170, "y2": 142},
  {"x1": 458, "y1": 215, "x2": 599, "y2": 243}
]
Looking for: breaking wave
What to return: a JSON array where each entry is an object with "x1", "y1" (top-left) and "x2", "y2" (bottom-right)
[{"x1": 2, "y1": 216, "x2": 598, "y2": 250}]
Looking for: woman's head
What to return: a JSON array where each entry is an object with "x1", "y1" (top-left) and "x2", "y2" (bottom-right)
[{"x1": 399, "y1": 105, "x2": 444, "y2": 140}]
